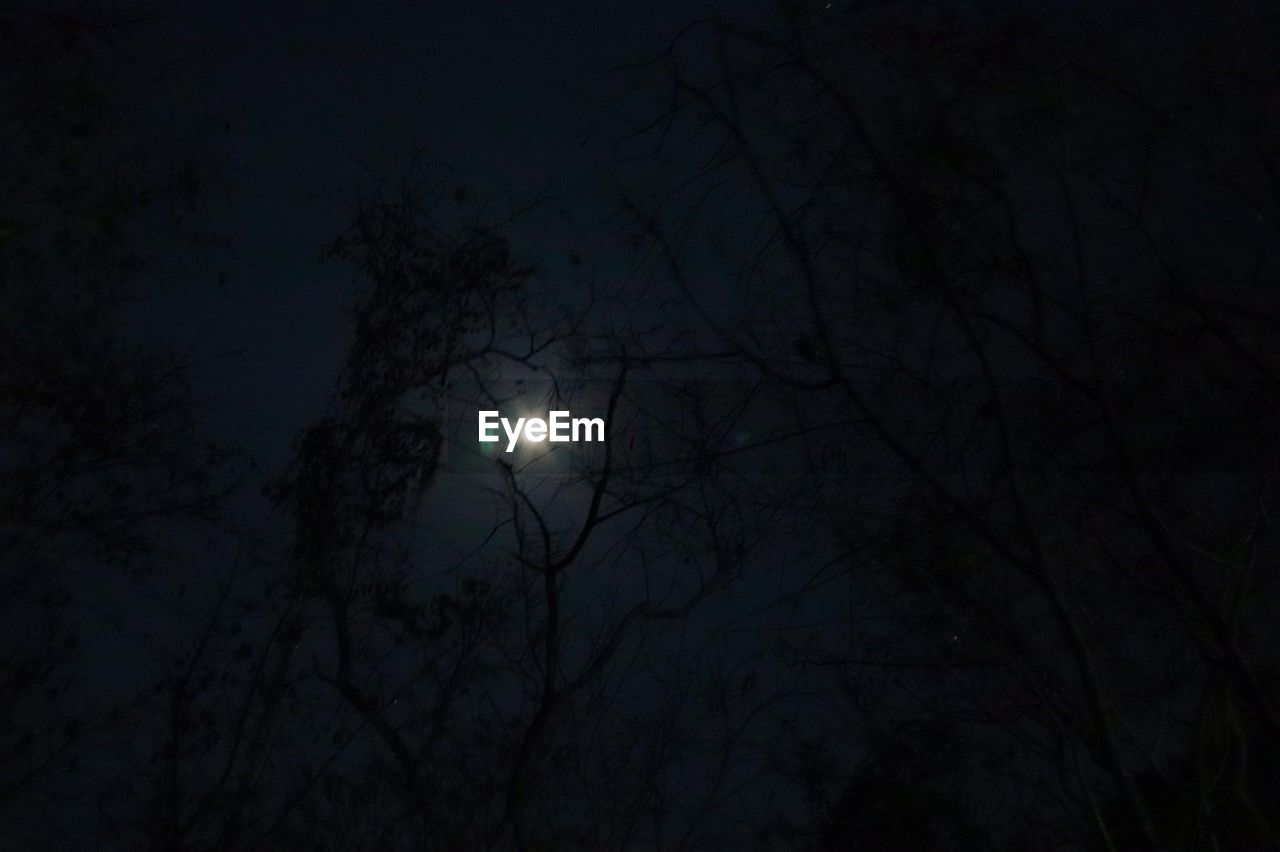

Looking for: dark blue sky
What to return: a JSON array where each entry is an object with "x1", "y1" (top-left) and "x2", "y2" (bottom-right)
[{"x1": 136, "y1": 0, "x2": 770, "y2": 471}]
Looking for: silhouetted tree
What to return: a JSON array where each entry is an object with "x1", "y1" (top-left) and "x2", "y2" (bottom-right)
[
  {"x1": 230, "y1": 183, "x2": 765, "y2": 849},
  {"x1": 0, "y1": 5, "x2": 238, "y2": 845},
  {"x1": 622, "y1": 1, "x2": 1280, "y2": 847}
]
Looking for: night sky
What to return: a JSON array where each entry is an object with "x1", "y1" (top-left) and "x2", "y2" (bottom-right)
[
  {"x1": 137, "y1": 0, "x2": 768, "y2": 470},
  {"x1": 4, "y1": 2, "x2": 1280, "y2": 850}
]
